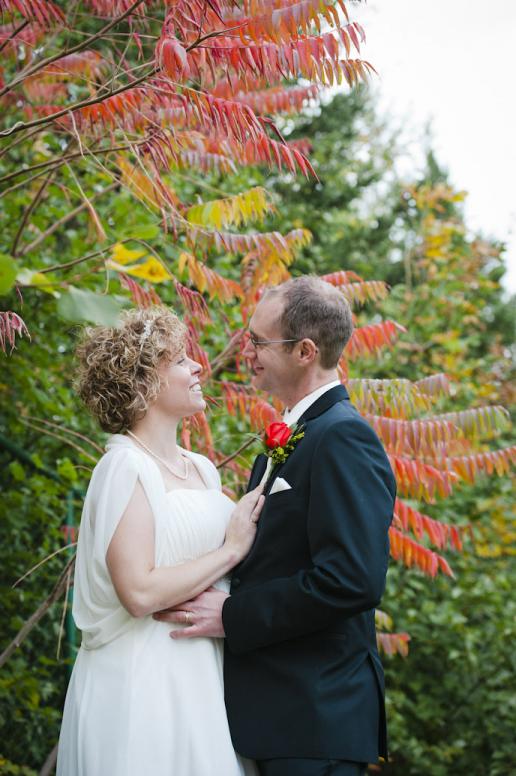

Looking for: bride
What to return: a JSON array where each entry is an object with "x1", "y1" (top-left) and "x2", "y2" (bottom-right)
[{"x1": 56, "y1": 306, "x2": 262, "y2": 776}]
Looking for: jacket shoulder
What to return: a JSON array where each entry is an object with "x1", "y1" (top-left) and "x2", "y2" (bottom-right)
[
  {"x1": 309, "y1": 401, "x2": 390, "y2": 463},
  {"x1": 308, "y1": 398, "x2": 364, "y2": 434}
]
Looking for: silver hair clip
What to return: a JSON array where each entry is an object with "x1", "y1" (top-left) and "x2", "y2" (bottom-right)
[{"x1": 139, "y1": 319, "x2": 153, "y2": 351}]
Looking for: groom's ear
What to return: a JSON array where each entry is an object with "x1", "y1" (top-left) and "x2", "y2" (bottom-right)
[{"x1": 297, "y1": 338, "x2": 319, "y2": 364}]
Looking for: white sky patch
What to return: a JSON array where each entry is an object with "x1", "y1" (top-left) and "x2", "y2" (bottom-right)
[{"x1": 349, "y1": 0, "x2": 516, "y2": 295}]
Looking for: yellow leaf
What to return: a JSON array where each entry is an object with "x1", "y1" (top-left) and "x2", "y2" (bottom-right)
[
  {"x1": 178, "y1": 252, "x2": 191, "y2": 275},
  {"x1": 111, "y1": 242, "x2": 148, "y2": 265},
  {"x1": 185, "y1": 187, "x2": 272, "y2": 229},
  {"x1": 122, "y1": 258, "x2": 172, "y2": 284},
  {"x1": 211, "y1": 202, "x2": 223, "y2": 230},
  {"x1": 118, "y1": 158, "x2": 180, "y2": 210},
  {"x1": 190, "y1": 259, "x2": 207, "y2": 293},
  {"x1": 186, "y1": 204, "x2": 202, "y2": 225}
]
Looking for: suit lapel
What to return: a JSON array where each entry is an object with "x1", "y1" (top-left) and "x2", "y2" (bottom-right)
[
  {"x1": 297, "y1": 384, "x2": 349, "y2": 425},
  {"x1": 263, "y1": 386, "x2": 349, "y2": 489},
  {"x1": 248, "y1": 385, "x2": 350, "y2": 494},
  {"x1": 247, "y1": 453, "x2": 268, "y2": 492}
]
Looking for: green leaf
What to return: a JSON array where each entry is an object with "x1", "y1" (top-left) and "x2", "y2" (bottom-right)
[
  {"x1": 31, "y1": 453, "x2": 44, "y2": 469},
  {"x1": 0, "y1": 254, "x2": 17, "y2": 295},
  {"x1": 57, "y1": 458, "x2": 78, "y2": 483},
  {"x1": 8, "y1": 460, "x2": 25, "y2": 481},
  {"x1": 125, "y1": 224, "x2": 160, "y2": 240},
  {"x1": 17, "y1": 268, "x2": 60, "y2": 296},
  {"x1": 57, "y1": 287, "x2": 125, "y2": 325}
]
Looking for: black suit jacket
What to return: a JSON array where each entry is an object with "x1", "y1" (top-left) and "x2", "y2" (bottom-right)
[{"x1": 222, "y1": 385, "x2": 396, "y2": 762}]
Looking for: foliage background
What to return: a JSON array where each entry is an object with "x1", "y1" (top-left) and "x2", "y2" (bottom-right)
[{"x1": 0, "y1": 9, "x2": 514, "y2": 771}]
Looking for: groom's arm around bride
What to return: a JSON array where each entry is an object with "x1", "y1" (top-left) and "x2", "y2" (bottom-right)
[{"x1": 157, "y1": 276, "x2": 396, "y2": 776}]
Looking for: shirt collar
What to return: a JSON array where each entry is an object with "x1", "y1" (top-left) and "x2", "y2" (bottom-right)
[{"x1": 282, "y1": 379, "x2": 341, "y2": 427}]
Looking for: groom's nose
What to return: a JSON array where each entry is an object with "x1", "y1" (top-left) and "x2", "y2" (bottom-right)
[{"x1": 242, "y1": 338, "x2": 255, "y2": 360}]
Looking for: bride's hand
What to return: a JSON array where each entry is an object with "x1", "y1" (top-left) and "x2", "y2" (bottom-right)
[{"x1": 224, "y1": 485, "x2": 265, "y2": 561}]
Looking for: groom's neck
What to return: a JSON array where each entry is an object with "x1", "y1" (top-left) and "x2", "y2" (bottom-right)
[{"x1": 274, "y1": 371, "x2": 338, "y2": 412}]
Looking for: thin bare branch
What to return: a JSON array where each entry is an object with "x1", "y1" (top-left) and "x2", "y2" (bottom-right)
[
  {"x1": 19, "y1": 182, "x2": 117, "y2": 256},
  {"x1": 0, "y1": 556, "x2": 75, "y2": 670},
  {"x1": 185, "y1": 23, "x2": 248, "y2": 51},
  {"x1": 38, "y1": 246, "x2": 112, "y2": 274},
  {"x1": 25, "y1": 416, "x2": 105, "y2": 454},
  {"x1": 0, "y1": 0, "x2": 148, "y2": 99},
  {"x1": 0, "y1": 167, "x2": 61, "y2": 199},
  {"x1": 0, "y1": 142, "x2": 134, "y2": 186},
  {"x1": 56, "y1": 565, "x2": 73, "y2": 659},
  {"x1": 13, "y1": 542, "x2": 78, "y2": 588},
  {"x1": 0, "y1": 67, "x2": 159, "y2": 138},
  {"x1": 19, "y1": 419, "x2": 99, "y2": 462},
  {"x1": 0, "y1": 126, "x2": 44, "y2": 159},
  {"x1": 1, "y1": 17, "x2": 247, "y2": 138},
  {"x1": 12, "y1": 169, "x2": 57, "y2": 256},
  {"x1": 0, "y1": 20, "x2": 29, "y2": 56},
  {"x1": 210, "y1": 330, "x2": 245, "y2": 377},
  {"x1": 216, "y1": 436, "x2": 256, "y2": 469},
  {"x1": 39, "y1": 744, "x2": 59, "y2": 776},
  {"x1": 66, "y1": 162, "x2": 107, "y2": 241}
]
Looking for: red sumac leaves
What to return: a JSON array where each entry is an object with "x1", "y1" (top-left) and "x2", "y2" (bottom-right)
[{"x1": 156, "y1": 37, "x2": 190, "y2": 82}]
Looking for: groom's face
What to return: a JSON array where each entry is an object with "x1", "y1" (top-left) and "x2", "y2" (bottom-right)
[{"x1": 243, "y1": 296, "x2": 297, "y2": 400}]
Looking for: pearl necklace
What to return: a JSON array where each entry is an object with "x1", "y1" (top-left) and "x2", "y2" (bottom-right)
[{"x1": 126, "y1": 430, "x2": 189, "y2": 480}]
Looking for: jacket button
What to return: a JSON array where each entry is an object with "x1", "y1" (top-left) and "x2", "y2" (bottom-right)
[{"x1": 232, "y1": 577, "x2": 241, "y2": 588}]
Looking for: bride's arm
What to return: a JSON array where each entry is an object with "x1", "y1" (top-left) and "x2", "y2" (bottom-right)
[{"x1": 106, "y1": 481, "x2": 263, "y2": 618}]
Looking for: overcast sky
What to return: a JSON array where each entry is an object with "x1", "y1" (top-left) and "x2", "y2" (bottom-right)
[{"x1": 352, "y1": 0, "x2": 516, "y2": 295}]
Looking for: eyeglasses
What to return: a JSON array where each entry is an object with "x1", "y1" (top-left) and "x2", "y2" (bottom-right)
[{"x1": 248, "y1": 333, "x2": 300, "y2": 349}]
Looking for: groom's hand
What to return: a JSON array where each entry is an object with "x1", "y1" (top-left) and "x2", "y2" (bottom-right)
[{"x1": 153, "y1": 587, "x2": 228, "y2": 639}]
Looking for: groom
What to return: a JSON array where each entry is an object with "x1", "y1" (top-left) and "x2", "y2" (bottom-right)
[{"x1": 159, "y1": 276, "x2": 396, "y2": 776}]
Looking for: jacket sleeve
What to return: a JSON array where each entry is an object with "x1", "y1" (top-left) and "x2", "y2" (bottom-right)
[{"x1": 222, "y1": 418, "x2": 396, "y2": 655}]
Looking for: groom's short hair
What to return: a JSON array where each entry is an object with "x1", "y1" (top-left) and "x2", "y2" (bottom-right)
[{"x1": 265, "y1": 276, "x2": 353, "y2": 369}]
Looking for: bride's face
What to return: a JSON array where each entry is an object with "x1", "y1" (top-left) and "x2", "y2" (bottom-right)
[{"x1": 153, "y1": 349, "x2": 206, "y2": 419}]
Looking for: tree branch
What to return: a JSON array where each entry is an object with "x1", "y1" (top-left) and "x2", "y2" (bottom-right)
[
  {"x1": 0, "y1": 67, "x2": 158, "y2": 138},
  {"x1": 38, "y1": 246, "x2": 113, "y2": 274},
  {"x1": 39, "y1": 744, "x2": 59, "y2": 776},
  {"x1": 0, "y1": 126, "x2": 44, "y2": 160},
  {"x1": 0, "y1": 142, "x2": 133, "y2": 186},
  {"x1": 0, "y1": 20, "x2": 29, "y2": 56},
  {"x1": 25, "y1": 416, "x2": 105, "y2": 454},
  {"x1": 0, "y1": 0, "x2": 148, "y2": 99},
  {"x1": 0, "y1": 556, "x2": 75, "y2": 670},
  {"x1": 18, "y1": 182, "x2": 117, "y2": 256},
  {"x1": 12, "y1": 169, "x2": 57, "y2": 256},
  {"x1": 13, "y1": 542, "x2": 78, "y2": 589},
  {"x1": 37, "y1": 234, "x2": 162, "y2": 274},
  {"x1": 19, "y1": 419, "x2": 100, "y2": 461},
  {"x1": 185, "y1": 23, "x2": 247, "y2": 51},
  {"x1": 210, "y1": 329, "x2": 245, "y2": 377},
  {"x1": 216, "y1": 436, "x2": 256, "y2": 469},
  {"x1": 0, "y1": 166, "x2": 62, "y2": 199},
  {"x1": 0, "y1": 19, "x2": 245, "y2": 138}
]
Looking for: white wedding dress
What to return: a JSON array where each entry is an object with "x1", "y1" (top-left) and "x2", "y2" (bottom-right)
[{"x1": 57, "y1": 434, "x2": 257, "y2": 776}]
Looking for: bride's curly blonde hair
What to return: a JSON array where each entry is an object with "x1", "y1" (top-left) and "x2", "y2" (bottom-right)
[{"x1": 75, "y1": 306, "x2": 187, "y2": 433}]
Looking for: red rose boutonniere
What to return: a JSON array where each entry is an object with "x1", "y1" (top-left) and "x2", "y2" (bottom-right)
[{"x1": 263, "y1": 421, "x2": 305, "y2": 466}]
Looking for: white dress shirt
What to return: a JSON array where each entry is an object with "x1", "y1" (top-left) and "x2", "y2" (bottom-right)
[
  {"x1": 282, "y1": 379, "x2": 341, "y2": 427},
  {"x1": 260, "y1": 380, "x2": 341, "y2": 486}
]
